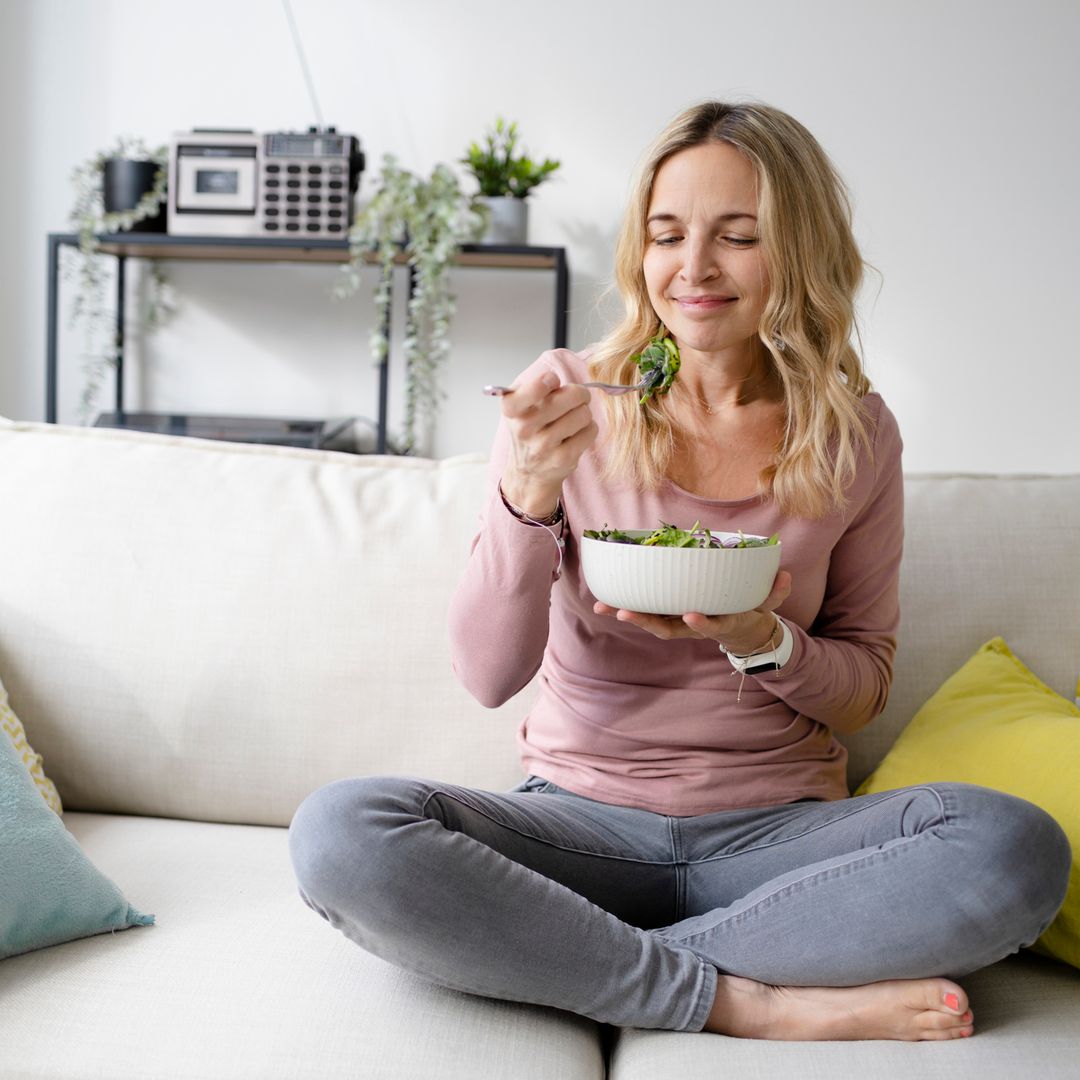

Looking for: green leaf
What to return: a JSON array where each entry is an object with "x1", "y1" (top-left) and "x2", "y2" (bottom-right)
[
  {"x1": 460, "y1": 118, "x2": 560, "y2": 197},
  {"x1": 631, "y1": 333, "x2": 680, "y2": 405}
]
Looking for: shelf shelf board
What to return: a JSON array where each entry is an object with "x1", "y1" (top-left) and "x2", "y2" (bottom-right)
[{"x1": 51, "y1": 232, "x2": 562, "y2": 270}]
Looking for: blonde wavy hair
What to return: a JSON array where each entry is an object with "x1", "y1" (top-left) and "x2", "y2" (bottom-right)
[{"x1": 590, "y1": 100, "x2": 876, "y2": 519}]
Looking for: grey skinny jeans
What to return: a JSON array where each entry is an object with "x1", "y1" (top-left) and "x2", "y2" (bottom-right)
[{"x1": 288, "y1": 774, "x2": 1071, "y2": 1032}]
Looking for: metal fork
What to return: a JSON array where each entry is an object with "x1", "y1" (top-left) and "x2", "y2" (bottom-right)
[{"x1": 482, "y1": 379, "x2": 652, "y2": 397}]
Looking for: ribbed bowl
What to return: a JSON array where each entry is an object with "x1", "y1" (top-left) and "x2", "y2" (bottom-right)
[{"x1": 580, "y1": 531, "x2": 782, "y2": 616}]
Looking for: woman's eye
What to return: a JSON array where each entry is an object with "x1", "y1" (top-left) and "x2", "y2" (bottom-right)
[{"x1": 650, "y1": 234, "x2": 758, "y2": 248}]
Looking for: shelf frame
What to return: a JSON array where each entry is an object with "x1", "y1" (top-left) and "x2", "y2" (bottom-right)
[{"x1": 46, "y1": 232, "x2": 570, "y2": 453}]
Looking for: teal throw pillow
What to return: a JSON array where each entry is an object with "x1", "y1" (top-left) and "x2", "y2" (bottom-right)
[{"x1": 1, "y1": 728, "x2": 153, "y2": 959}]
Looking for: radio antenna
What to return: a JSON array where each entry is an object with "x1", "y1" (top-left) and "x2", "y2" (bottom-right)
[{"x1": 281, "y1": 0, "x2": 325, "y2": 130}]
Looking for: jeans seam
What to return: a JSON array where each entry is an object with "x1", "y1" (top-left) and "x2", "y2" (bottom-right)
[
  {"x1": 674, "y1": 832, "x2": 927, "y2": 948},
  {"x1": 683, "y1": 956, "x2": 717, "y2": 1032},
  {"x1": 684, "y1": 785, "x2": 950, "y2": 866},
  {"x1": 669, "y1": 816, "x2": 687, "y2": 922},
  {"x1": 419, "y1": 786, "x2": 679, "y2": 867}
]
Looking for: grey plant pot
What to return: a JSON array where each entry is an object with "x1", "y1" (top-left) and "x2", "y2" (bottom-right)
[{"x1": 479, "y1": 195, "x2": 529, "y2": 245}]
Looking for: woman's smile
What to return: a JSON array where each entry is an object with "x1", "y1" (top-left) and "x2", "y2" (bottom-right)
[{"x1": 674, "y1": 294, "x2": 738, "y2": 313}]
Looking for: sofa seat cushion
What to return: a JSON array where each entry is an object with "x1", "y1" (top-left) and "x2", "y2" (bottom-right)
[
  {"x1": 608, "y1": 951, "x2": 1080, "y2": 1079},
  {"x1": 0, "y1": 813, "x2": 604, "y2": 1080}
]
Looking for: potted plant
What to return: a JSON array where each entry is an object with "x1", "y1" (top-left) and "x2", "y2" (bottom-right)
[
  {"x1": 336, "y1": 154, "x2": 488, "y2": 454},
  {"x1": 460, "y1": 117, "x2": 560, "y2": 245},
  {"x1": 66, "y1": 136, "x2": 173, "y2": 419}
]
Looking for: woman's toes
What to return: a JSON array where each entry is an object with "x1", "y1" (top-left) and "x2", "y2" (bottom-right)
[
  {"x1": 921, "y1": 1006, "x2": 974, "y2": 1033},
  {"x1": 929, "y1": 979, "x2": 968, "y2": 1016},
  {"x1": 941, "y1": 1017, "x2": 976, "y2": 1040},
  {"x1": 923, "y1": 1021, "x2": 976, "y2": 1041}
]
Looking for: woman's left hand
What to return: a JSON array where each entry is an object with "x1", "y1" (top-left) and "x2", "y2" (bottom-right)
[{"x1": 592, "y1": 570, "x2": 793, "y2": 653}]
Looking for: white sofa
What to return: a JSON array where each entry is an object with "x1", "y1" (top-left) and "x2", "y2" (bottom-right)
[{"x1": 0, "y1": 415, "x2": 1077, "y2": 1080}]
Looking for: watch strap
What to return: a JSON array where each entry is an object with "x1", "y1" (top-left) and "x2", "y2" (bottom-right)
[{"x1": 725, "y1": 618, "x2": 794, "y2": 674}]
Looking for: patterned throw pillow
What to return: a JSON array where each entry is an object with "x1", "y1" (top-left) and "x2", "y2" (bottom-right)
[{"x1": 1, "y1": 674, "x2": 62, "y2": 815}]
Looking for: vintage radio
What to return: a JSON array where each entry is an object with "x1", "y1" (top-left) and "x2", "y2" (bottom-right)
[{"x1": 167, "y1": 127, "x2": 365, "y2": 238}]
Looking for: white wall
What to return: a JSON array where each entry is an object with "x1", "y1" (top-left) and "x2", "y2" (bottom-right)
[{"x1": 2, "y1": 0, "x2": 1078, "y2": 469}]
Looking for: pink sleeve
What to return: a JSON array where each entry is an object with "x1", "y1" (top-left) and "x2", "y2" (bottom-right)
[
  {"x1": 763, "y1": 398, "x2": 905, "y2": 732},
  {"x1": 447, "y1": 354, "x2": 566, "y2": 708}
]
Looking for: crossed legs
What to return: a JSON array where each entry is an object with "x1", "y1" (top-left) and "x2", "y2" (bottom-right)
[{"x1": 288, "y1": 775, "x2": 1070, "y2": 1038}]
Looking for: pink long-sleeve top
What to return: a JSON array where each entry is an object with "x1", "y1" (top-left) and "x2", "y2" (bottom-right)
[{"x1": 448, "y1": 348, "x2": 904, "y2": 816}]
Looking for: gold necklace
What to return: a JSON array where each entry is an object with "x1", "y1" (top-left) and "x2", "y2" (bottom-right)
[{"x1": 689, "y1": 369, "x2": 780, "y2": 416}]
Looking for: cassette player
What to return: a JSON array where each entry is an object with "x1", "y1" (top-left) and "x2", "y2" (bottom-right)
[{"x1": 167, "y1": 127, "x2": 365, "y2": 238}]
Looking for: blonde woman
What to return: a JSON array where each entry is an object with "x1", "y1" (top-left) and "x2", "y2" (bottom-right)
[{"x1": 290, "y1": 101, "x2": 1070, "y2": 1041}]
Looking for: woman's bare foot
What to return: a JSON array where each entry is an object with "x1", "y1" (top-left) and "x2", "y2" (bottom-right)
[{"x1": 704, "y1": 972, "x2": 975, "y2": 1041}]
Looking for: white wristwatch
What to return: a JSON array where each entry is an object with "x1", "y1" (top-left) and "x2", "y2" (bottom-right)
[{"x1": 724, "y1": 618, "x2": 794, "y2": 675}]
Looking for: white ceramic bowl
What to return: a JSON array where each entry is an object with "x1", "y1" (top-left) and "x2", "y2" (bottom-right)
[{"x1": 580, "y1": 531, "x2": 782, "y2": 616}]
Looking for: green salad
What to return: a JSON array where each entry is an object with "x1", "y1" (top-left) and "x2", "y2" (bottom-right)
[
  {"x1": 584, "y1": 522, "x2": 780, "y2": 549},
  {"x1": 629, "y1": 334, "x2": 680, "y2": 404}
]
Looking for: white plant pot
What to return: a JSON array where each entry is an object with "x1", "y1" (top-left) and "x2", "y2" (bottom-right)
[{"x1": 478, "y1": 196, "x2": 529, "y2": 245}]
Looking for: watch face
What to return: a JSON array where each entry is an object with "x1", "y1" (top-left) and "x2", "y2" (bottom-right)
[{"x1": 744, "y1": 661, "x2": 781, "y2": 675}]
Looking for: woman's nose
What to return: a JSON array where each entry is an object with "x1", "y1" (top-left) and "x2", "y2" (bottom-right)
[{"x1": 678, "y1": 236, "x2": 719, "y2": 284}]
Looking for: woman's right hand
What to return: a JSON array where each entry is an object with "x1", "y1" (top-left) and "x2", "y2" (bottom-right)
[{"x1": 499, "y1": 370, "x2": 598, "y2": 518}]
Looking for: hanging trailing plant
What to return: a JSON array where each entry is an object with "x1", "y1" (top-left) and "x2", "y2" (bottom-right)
[
  {"x1": 336, "y1": 155, "x2": 488, "y2": 454},
  {"x1": 65, "y1": 136, "x2": 175, "y2": 420}
]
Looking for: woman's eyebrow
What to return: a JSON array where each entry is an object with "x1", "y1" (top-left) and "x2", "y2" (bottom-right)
[{"x1": 646, "y1": 212, "x2": 758, "y2": 225}]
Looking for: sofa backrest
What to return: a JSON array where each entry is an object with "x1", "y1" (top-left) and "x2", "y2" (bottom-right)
[
  {"x1": 1, "y1": 418, "x2": 1077, "y2": 825},
  {"x1": 839, "y1": 471, "x2": 1080, "y2": 786},
  {"x1": 0, "y1": 419, "x2": 532, "y2": 826}
]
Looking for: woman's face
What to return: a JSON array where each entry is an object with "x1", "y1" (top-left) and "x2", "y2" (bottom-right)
[{"x1": 642, "y1": 141, "x2": 769, "y2": 361}]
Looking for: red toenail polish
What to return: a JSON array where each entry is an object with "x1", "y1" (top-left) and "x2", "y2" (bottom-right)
[{"x1": 944, "y1": 993, "x2": 960, "y2": 1011}]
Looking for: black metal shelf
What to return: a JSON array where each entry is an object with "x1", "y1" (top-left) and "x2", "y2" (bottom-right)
[{"x1": 46, "y1": 231, "x2": 570, "y2": 453}]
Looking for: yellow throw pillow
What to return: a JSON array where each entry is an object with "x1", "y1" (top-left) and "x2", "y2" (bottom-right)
[
  {"x1": 0, "y1": 674, "x2": 62, "y2": 815},
  {"x1": 857, "y1": 637, "x2": 1078, "y2": 970}
]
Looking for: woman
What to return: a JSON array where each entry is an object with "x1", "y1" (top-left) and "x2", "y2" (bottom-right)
[{"x1": 289, "y1": 100, "x2": 1070, "y2": 1040}]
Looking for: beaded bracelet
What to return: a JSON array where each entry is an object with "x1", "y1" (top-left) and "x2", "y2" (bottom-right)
[
  {"x1": 498, "y1": 485, "x2": 566, "y2": 578},
  {"x1": 498, "y1": 487, "x2": 565, "y2": 527}
]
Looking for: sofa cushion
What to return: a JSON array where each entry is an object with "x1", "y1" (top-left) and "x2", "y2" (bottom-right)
[
  {"x1": 0, "y1": 739, "x2": 152, "y2": 960},
  {"x1": 2, "y1": 419, "x2": 1078, "y2": 827},
  {"x1": 0, "y1": 419, "x2": 531, "y2": 827},
  {"x1": 0, "y1": 813, "x2": 605, "y2": 1080},
  {"x1": 840, "y1": 473, "x2": 1080, "y2": 789},
  {"x1": 1, "y1": 670, "x2": 61, "y2": 814},
  {"x1": 856, "y1": 637, "x2": 1079, "y2": 970}
]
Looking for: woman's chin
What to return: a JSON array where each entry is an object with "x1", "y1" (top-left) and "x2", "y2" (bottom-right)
[{"x1": 671, "y1": 333, "x2": 761, "y2": 360}]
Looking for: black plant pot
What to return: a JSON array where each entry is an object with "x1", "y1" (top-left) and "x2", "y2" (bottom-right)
[{"x1": 103, "y1": 158, "x2": 167, "y2": 232}]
